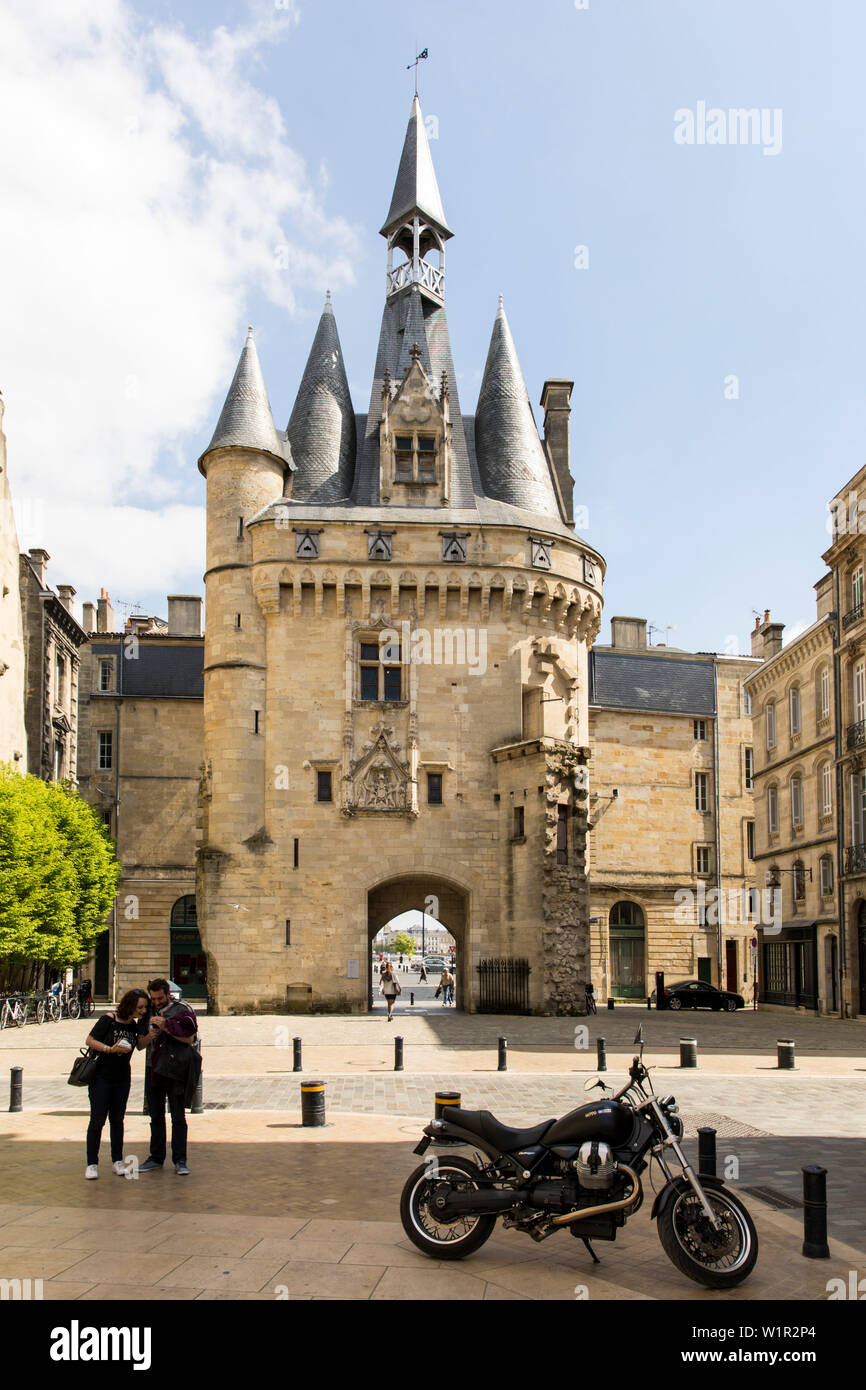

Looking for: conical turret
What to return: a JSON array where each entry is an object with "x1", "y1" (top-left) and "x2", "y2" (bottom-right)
[
  {"x1": 475, "y1": 299, "x2": 559, "y2": 517},
  {"x1": 199, "y1": 329, "x2": 288, "y2": 474},
  {"x1": 381, "y1": 95, "x2": 452, "y2": 240},
  {"x1": 287, "y1": 294, "x2": 356, "y2": 502}
]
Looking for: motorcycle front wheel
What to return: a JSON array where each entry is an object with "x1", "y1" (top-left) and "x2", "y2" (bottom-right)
[
  {"x1": 658, "y1": 1184, "x2": 758, "y2": 1288},
  {"x1": 400, "y1": 1155, "x2": 497, "y2": 1261}
]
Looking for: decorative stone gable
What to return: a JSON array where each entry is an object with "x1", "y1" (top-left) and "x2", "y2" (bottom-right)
[
  {"x1": 345, "y1": 722, "x2": 414, "y2": 815},
  {"x1": 379, "y1": 346, "x2": 452, "y2": 505}
]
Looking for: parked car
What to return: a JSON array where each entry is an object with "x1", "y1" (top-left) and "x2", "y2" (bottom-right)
[
  {"x1": 425, "y1": 957, "x2": 446, "y2": 972},
  {"x1": 650, "y1": 979, "x2": 744, "y2": 1012}
]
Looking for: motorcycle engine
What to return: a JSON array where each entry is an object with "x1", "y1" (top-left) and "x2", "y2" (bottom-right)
[{"x1": 574, "y1": 1140, "x2": 615, "y2": 1191}]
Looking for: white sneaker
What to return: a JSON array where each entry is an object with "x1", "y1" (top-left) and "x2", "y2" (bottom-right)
[
  {"x1": 85, "y1": 1165, "x2": 98, "y2": 1180},
  {"x1": 112, "y1": 1160, "x2": 126, "y2": 1176}
]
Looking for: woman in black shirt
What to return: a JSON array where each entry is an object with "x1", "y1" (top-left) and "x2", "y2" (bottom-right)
[{"x1": 84, "y1": 989, "x2": 148, "y2": 1179}]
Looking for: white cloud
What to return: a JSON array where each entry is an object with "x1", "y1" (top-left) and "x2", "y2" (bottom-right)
[{"x1": 0, "y1": 0, "x2": 358, "y2": 612}]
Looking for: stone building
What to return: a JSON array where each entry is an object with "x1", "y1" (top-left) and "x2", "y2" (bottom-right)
[
  {"x1": 0, "y1": 395, "x2": 27, "y2": 769},
  {"x1": 744, "y1": 598, "x2": 839, "y2": 1015},
  {"x1": 588, "y1": 617, "x2": 759, "y2": 1003},
  {"x1": 196, "y1": 97, "x2": 604, "y2": 1014},
  {"x1": 19, "y1": 549, "x2": 86, "y2": 783},
  {"x1": 77, "y1": 591, "x2": 204, "y2": 1000}
]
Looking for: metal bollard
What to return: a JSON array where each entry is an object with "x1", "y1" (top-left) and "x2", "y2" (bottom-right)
[
  {"x1": 292, "y1": 1037, "x2": 302, "y2": 1073},
  {"x1": 802, "y1": 1165, "x2": 830, "y2": 1258},
  {"x1": 777, "y1": 1039, "x2": 795, "y2": 1070},
  {"x1": 698, "y1": 1126, "x2": 717, "y2": 1177},
  {"x1": 395, "y1": 1036, "x2": 404, "y2": 1071},
  {"x1": 607, "y1": 998, "x2": 615, "y2": 1010},
  {"x1": 498, "y1": 1037, "x2": 507, "y2": 1072},
  {"x1": 300, "y1": 1080, "x2": 326, "y2": 1127},
  {"x1": 435, "y1": 1090, "x2": 461, "y2": 1121},
  {"x1": 191, "y1": 1067, "x2": 203, "y2": 1116},
  {"x1": 596, "y1": 1037, "x2": 607, "y2": 1073},
  {"x1": 680, "y1": 1038, "x2": 697, "y2": 1068},
  {"x1": 646, "y1": 996, "x2": 652, "y2": 1010},
  {"x1": 9, "y1": 1067, "x2": 22, "y2": 1113},
  {"x1": 410, "y1": 991, "x2": 415, "y2": 1007}
]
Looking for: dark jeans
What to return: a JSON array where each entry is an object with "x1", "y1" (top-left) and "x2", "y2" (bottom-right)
[
  {"x1": 87, "y1": 1073, "x2": 131, "y2": 1166},
  {"x1": 146, "y1": 1070, "x2": 188, "y2": 1165}
]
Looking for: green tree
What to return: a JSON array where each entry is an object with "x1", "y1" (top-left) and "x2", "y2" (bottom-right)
[
  {"x1": 391, "y1": 931, "x2": 417, "y2": 958},
  {"x1": 0, "y1": 765, "x2": 118, "y2": 990}
]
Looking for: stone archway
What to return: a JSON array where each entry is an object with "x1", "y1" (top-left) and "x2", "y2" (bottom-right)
[{"x1": 367, "y1": 873, "x2": 470, "y2": 1010}]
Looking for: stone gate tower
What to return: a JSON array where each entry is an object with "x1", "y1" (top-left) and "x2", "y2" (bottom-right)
[{"x1": 197, "y1": 98, "x2": 605, "y2": 1013}]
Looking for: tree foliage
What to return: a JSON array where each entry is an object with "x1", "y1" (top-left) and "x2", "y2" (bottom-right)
[
  {"x1": 391, "y1": 931, "x2": 417, "y2": 958},
  {"x1": 0, "y1": 765, "x2": 119, "y2": 989}
]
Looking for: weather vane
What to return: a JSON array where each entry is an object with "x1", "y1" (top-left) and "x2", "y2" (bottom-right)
[{"x1": 407, "y1": 47, "x2": 428, "y2": 97}]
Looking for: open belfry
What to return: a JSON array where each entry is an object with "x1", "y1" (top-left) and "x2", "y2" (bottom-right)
[{"x1": 197, "y1": 98, "x2": 604, "y2": 1013}]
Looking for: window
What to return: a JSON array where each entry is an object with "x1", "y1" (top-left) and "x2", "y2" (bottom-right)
[
  {"x1": 237, "y1": 516, "x2": 244, "y2": 540},
  {"x1": 394, "y1": 432, "x2": 436, "y2": 484},
  {"x1": 696, "y1": 845, "x2": 711, "y2": 874},
  {"x1": 820, "y1": 762, "x2": 833, "y2": 817},
  {"x1": 512, "y1": 805, "x2": 524, "y2": 837},
  {"x1": 55, "y1": 654, "x2": 66, "y2": 706},
  {"x1": 317, "y1": 771, "x2": 332, "y2": 803},
  {"x1": 743, "y1": 687, "x2": 752, "y2": 716},
  {"x1": 427, "y1": 773, "x2": 443, "y2": 806},
  {"x1": 791, "y1": 774, "x2": 803, "y2": 828},
  {"x1": 793, "y1": 861, "x2": 806, "y2": 902},
  {"x1": 766, "y1": 702, "x2": 776, "y2": 750},
  {"x1": 819, "y1": 856, "x2": 834, "y2": 897},
  {"x1": 556, "y1": 804, "x2": 569, "y2": 865},
  {"x1": 99, "y1": 660, "x2": 113, "y2": 692},
  {"x1": 744, "y1": 747, "x2": 754, "y2": 790},
  {"x1": 853, "y1": 565, "x2": 864, "y2": 614},
  {"x1": 98, "y1": 731, "x2": 113, "y2": 770},
  {"x1": 817, "y1": 667, "x2": 830, "y2": 722},
  {"x1": 746, "y1": 820, "x2": 756, "y2": 860},
  {"x1": 359, "y1": 640, "x2": 402, "y2": 702},
  {"x1": 768, "y1": 784, "x2": 779, "y2": 833},
  {"x1": 789, "y1": 686, "x2": 801, "y2": 736},
  {"x1": 693, "y1": 719, "x2": 707, "y2": 741},
  {"x1": 695, "y1": 771, "x2": 709, "y2": 812},
  {"x1": 855, "y1": 660, "x2": 866, "y2": 725}
]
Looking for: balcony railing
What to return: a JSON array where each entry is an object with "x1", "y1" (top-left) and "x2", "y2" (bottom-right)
[
  {"x1": 843, "y1": 601, "x2": 865, "y2": 628},
  {"x1": 847, "y1": 720, "x2": 866, "y2": 749},
  {"x1": 386, "y1": 259, "x2": 445, "y2": 300},
  {"x1": 845, "y1": 843, "x2": 866, "y2": 875}
]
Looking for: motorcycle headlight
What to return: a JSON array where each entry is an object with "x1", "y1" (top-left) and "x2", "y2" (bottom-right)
[{"x1": 668, "y1": 1115, "x2": 684, "y2": 1138}]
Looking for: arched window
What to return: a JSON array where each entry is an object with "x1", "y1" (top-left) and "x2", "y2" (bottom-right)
[
  {"x1": 789, "y1": 685, "x2": 801, "y2": 737},
  {"x1": 816, "y1": 666, "x2": 830, "y2": 723},
  {"x1": 790, "y1": 774, "x2": 804, "y2": 828},
  {"x1": 767, "y1": 784, "x2": 779, "y2": 834},
  {"x1": 608, "y1": 901, "x2": 645, "y2": 1002},
  {"x1": 765, "y1": 701, "x2": 777, "y2": 750},
  {"x1": 170, "y1": 895, "x2": 197, "y2": 927},
  {"x1": 819, "y1": 856, "x2": 834, "y2": 897},
  {"x1": 819, "y1": 761, "x2": 833, "y2": 817}
]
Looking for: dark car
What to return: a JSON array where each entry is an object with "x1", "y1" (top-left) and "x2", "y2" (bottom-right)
[{"x1": 650, "y1": 979, "x2": 745, "y2": 1012}]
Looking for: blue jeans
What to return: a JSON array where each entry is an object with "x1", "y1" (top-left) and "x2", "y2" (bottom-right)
[{"x1": 87, "y1": 1073, "x2": 131, "y2": 1165}]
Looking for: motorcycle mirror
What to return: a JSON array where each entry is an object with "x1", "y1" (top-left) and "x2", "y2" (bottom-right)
[{"x1": 584, "y1": 1076, "x2": 609, "y2": 1093}]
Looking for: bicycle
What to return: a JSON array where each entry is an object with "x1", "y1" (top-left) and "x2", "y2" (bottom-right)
[
  {"x1": 0, "y1": 994, "x2": 28, "y2": 1029},
  {"x1": 585, "y1": 983, "x2": 598, "y2": 1016}
]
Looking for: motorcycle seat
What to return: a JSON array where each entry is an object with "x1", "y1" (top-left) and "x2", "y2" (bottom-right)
[{"x1": 444, "y1": 1107, "x2": 555, "y2": 1153}]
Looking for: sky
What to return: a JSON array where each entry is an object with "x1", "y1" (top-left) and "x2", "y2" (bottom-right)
[{"x1": 1, "y1": 0, "x2": 863, "y2": 654}]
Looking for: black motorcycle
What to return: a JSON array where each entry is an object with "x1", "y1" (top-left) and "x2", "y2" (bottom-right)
[{"x1": 401, "y1": 1027, "x2": 758, "y2": 1288}]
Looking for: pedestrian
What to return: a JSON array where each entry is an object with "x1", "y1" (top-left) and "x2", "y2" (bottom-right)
[
  {"x1": 378, "y1": 961, "x2": 401, "y2": 1021},
  {"x1": 83, "y1": 988, "x2": 149, "y2": 1179},
  {"x1": 138, "y1": 978, "x2": 198, "y2": 1176},
  {"x1": 418, "y1": 961, "x2": 428, "y2": 983},
  {"x1": 439, "y1": 967, "x2": 454, "y2": 1006}
]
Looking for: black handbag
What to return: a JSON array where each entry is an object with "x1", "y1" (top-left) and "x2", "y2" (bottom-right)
[
  {"x1": 68, "y1": 1048, "x2": 99, "y2": 1087},
  {"x1": 153, "y1": 1038, "x2": 191, "y2": 1084}
]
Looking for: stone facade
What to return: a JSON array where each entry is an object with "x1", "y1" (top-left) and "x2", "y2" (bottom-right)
[
  {"x1": 588, "y1": 618, "x2": 759, "y2": 1003},
  {"x1": 19, "y1": 550, "x2": 85, "y2": 783},
  {"x1": 0, "y1": 397, "x2": 27, "y2": 770}
]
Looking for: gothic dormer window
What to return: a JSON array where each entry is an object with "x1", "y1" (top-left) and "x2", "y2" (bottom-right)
[{"x1": 379, "y1": 345, "x2": 451, "y2": 505}]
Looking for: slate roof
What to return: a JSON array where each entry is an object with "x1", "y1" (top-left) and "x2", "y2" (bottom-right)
[
  {"x1": 287, "y1": 295, "x2": 356, "y2": 502},
  {"x1": 199, "y1": 330, "x2": 290, "y2": 473},
  {"x1": 381, "y1": 95, "x2": 452, "y2": 237},
  {"x1": 590, "y1": 650, "x2": 716, "y2": 715},
  {"x1": 89, "y1": 642, "x2": 203, "y2": 699}
]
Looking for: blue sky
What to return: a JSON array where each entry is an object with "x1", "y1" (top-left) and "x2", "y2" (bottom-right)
[{"x1": 2, "y1": 0, "x2": 864, "y2": 653}]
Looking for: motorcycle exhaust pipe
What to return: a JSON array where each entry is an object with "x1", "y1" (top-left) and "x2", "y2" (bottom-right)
[
  {"x1": 548, "y1": 1164, "x2": 641, "y2": 1229},
  {"x1": 434, "y1": 1189, "x2": 528, "y2": 1216}
]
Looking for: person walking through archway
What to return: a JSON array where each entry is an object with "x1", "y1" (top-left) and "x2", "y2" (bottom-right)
[{"x1": 379, "y1": 961, "x2": 401, "y2": 1021}]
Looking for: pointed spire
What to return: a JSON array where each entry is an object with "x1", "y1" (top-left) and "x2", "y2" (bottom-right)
[
  {"x1": 381, "y1": 95, "x2": 452, "y2": 238},
  {"x1": 475, "y1": 300, "x2": 559, "y2": 517},
  {"x1": 199, "y1": 329, "x2": 288, "y2": 472},
  {"x1": 287, "y1": 294, "x2": 356, "y2": 502}
]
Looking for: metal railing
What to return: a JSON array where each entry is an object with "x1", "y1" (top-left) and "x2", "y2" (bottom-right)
[
  {"x1": 845, "y1": 843, "x2": 866, "y2": 875},
  {"x1": 477, "y1": 957, "x2": 531, "y2": 1014},
  {"x1": 842, "y1": 602, "x2": 864, "y2": 629},
  {"x1": 847, "y1": 721, "x2": 866, "y2": 749}
]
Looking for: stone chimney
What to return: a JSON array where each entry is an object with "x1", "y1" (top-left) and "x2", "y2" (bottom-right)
[
  {"x1": 751, "y1": 609, "x2": 785, "y2": 659},
  {"x1": 610, "y1": 616, "x2": 648, "y2": 650},
  {"x1": 167, "y1": 595, "x2": 203, "y2": 637},
  {"x1": 540, "y1": 380, "x2": 574, "y2": 527},
  {"x1": 56, "y1": 584, "x2": 76, "y2": 614},
  {"x1": 28, "y1": 548, "x2": 50, "y2": 588},
  {"x1": 82, "y1": 603, "x2": 96, "y2": 634},
  {"x1": 97, "y1": 587, "x2": 115, "y2": 633},
  {"x1": 814, "y1": 573, "x2": 834, "y2": 621}
]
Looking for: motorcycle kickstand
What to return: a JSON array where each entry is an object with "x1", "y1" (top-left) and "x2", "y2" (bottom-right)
[{"x1": 581, "y1": 1237, "x2": 601, "y2": 1265}]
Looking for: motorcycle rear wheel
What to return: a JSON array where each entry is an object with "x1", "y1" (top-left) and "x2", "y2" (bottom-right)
[
  {"x1": 400, "y1": 1156, "x2": 497, "y2": 1261},
  {"x1": 658, "y1": 1185, "x2": 758, "y2": 1288}
]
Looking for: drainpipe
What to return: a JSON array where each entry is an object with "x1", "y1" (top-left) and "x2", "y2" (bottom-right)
[
  {"x1": 113, "y1": 633, "x2": 122, "y2": 1005},
  {"x1": 831, "y1": 575, "x2": 847, "y2": 1017},
  {"x1": 713, "y1": 662, "x2": 723, "y2": 984}
]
